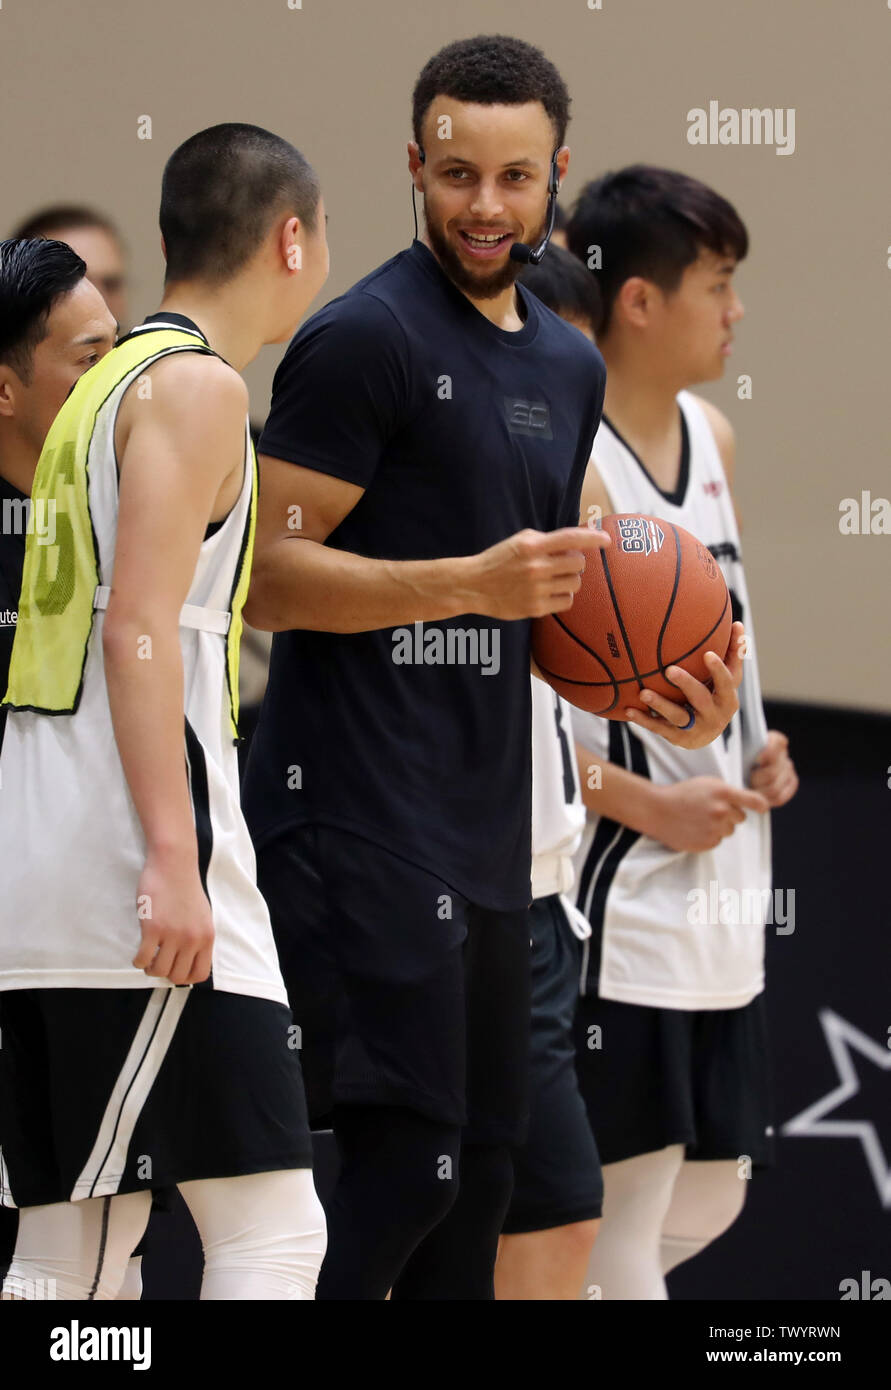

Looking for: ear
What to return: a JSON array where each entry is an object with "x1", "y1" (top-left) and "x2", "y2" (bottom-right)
[
  {"x1": 160, "y1": 233, "x2": 167, "y2": 262},
  {"x1": 280, "y1": 216, "x2": 302, "y2": 273},
  {"x1": 555, "y1": 145, "x2": 570, "y2": 188},
  {"x1": 0, "y1": 369, "x2": 18, "y2": 420},
  {"x1": 614, "y1": 275, "x2": 656, "y2": 330},
  {"x1": 407, "y1": 141, "x2": 425, "y2": 191}
]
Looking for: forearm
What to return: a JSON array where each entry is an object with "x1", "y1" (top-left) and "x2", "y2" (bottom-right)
[
  {"x1": 103, "y1": 618, "x2": 199, "y2": 860},
  {"x1": 575, "y1": 741, "x2": 667, "y2": 839},
  {"x1": 245, "y1": 536, "x2": 482, "y2": 633}
]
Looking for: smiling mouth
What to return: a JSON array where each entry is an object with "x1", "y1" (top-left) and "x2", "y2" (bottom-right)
[{"x1": 458, "y1": 229, "x2": 514, "y2": 255}]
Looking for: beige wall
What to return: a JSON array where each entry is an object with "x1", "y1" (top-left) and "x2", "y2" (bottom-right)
[{"x1": 3, "y1": 0, "x2": 888, "y2": 709}]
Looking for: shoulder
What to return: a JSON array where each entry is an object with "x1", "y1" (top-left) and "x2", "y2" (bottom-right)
[
  {"x1": 278, "y1": 282, "x2": 408, "y2": 368},
  {"x1": 687, "y1": 392, "x2": 736, "y2": 485},
  {"x1": 140, "y1": 348, "x2": 246, "y2": 406},
  {"x1": 529, "y1": 293, "x2": 605, "y2": 367},
  {"x1": 121, "y1": 350, "x2": 247, "y2": 437},
  {"x1": 527, "y1": 298, "x2": 606, "y2": 406}
]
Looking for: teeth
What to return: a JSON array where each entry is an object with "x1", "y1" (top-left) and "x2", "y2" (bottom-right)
[{"x1": 465, "y1": 233, "x2": 506, "y2": 243}]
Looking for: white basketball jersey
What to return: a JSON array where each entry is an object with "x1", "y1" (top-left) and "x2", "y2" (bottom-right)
[
  {"x1": 530, "y1": 676, "x2": 591, "y2": 942},
  {"x1": 572, "y1": 391, "x2": 771, "y2": 1010},
  {"x1": 0, "y1": 322, "x2": 288, "y2": 1005}
]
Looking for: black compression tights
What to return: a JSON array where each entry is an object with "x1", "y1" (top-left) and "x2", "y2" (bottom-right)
[
  {"x1": 391, "y1": 1140, "x2": 515, "y2": 1300},
  {"x1": 315, "y1": 1104, "x2": 514, "y2": 1301}
]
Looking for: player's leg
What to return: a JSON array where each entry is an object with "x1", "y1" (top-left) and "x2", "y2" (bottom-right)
[
  {"x1": 660, "y1": 996, "x2": 771, "y2": 1276},
  {"x1": 134, "y1": 986, "x2": 322, "y2": 1299},
  {"x1": 258, "y1": 825, "x2": 469, "y2": 1299},
  {"x1": 660, "y1": 1158, "x2": 746, "y2": 1274},
  {"x1": 496, "y1": 895, "x2": 602, "y2": 1300},
  {"x1": 572, "y1": 995, "x2": 699, "y2": 1298},
  {"x1": 391, "y1": 902, "x2": 532, "y2": 1301},
  {"x1": 318, "y1": 1103, "x2": 460, "y2": 1300},
  {"x1": 116, "y1": 1255, "x2": 144, "y2": 1300},
  {"x1": 2, "y1": 1192, "x2": 151, "y2": 1301},
  {"x1": 177, "y1": 1169, "x2": 325, "y2": 1300},
  {"x1": 0, "y1": 988, "x2": 153, "y2": 1299},
  {"x1": 497, "y1": 1222, "x2": 601, "y2": 1302},
  {"x1": 583, "y1": 1146, "x2": 685, "y2": 1300}
]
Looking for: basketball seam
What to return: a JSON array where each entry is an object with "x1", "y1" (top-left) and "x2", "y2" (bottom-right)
[
  {"x1": 539, "y1": 589, "x2": 731, "y2": 690},
  {"x1": 655, "y1": 524, "x2": 684, "y2": 688},
  {"x1": 549, "y1": 612, "x2": 620, "y2": 711},
  {"x1": 599, "y1": 545, "x2": 645, "y2": 691}
]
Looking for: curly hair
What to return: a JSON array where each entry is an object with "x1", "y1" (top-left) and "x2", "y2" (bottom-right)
[{"x1": 413, "y1": 35, "x2": 570, "y2": 150}]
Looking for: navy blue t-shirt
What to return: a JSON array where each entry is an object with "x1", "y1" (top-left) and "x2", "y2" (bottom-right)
[{"x1": 242, "y1": 239, "x2": 606, "y2": 910}]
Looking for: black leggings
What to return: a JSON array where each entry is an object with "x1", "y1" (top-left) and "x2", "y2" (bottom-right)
[{"x1": 316, "y1": 1104, "x2": 514, "y2": 1300}]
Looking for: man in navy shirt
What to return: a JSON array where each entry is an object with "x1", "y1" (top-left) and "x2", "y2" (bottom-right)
[{"x1": 243, "y1": 35, "x2": 743, "y2": 1300}]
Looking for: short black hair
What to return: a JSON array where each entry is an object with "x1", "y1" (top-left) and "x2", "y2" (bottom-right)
[
  {"x1": 413, "y1": 35, "x2": 570, "y2": 151},
  {"x1": 160, "y1": 123, "x2": 321, "y2": 286},
  {"x1": 519, "y1": 244, "x2": 602, "y2": 334},
  {"x1": 567, "y1": 165, "x2": 748, "y2": 334},
  {"x1": 11, "y1": 204, "x2": 122, "y2": 246},
  {"x1": 0, "y1": 237, "x2": 87, "y2": 384}
]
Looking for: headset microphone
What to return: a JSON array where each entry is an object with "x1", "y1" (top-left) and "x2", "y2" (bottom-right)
[{"x1": 509, "y1": 149, "x2": 561, "y2": 265}]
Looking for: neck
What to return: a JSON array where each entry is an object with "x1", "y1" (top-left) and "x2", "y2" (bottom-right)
[
  {"x1": 0, "y1": 429, "x2": 38, "y2": 496},
  {"x1": 599, "y1": 337, "x2": 686, "y2": 442},
  {"x1": 421, "y1": 235, "x2": 524, "y2": 332},
  {"x1": 157, "y1": 280, "x2": 268, "y2": 372}
]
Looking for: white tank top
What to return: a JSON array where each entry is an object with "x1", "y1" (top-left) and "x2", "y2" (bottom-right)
[
  {"x1": 0, "y1": 321, "x2": 287, "y2": 1004},
  {"x1": 572, "y1": 391, "x2": 771, "y2": 1009},
  {"x1": 530, "y1": 676, "x2": 591, "y2": 941}
]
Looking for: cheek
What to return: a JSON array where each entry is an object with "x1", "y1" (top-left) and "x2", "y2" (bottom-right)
[
  {"x1": 40, "y1": 370, "x2": 79, "y2": 431},
  {"x1": 426, "y1": 183, "x2": 465, "y2": 221}
]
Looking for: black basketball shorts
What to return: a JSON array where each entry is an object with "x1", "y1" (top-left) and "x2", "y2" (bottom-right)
[
  {"x1": 255, "y1": 824, "x2": 532, "y2": 1147},
  {"x1": 503, "y1": 894, "x2": 603, "y2": 1234},
  {"x1": 0, "y1": 985, "x2": 313, "y2": 1210},
  {"x1": 573, "y1": 988, "x2": 774, "y2": 1167}
]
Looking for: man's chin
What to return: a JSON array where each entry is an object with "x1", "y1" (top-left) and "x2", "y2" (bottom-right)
[
  {"x1": 459, "y1": 261, "x2": 522, "y2": 299},
  {"x1": 428, "y1": 226, "x2": 523, "y2": 299}
]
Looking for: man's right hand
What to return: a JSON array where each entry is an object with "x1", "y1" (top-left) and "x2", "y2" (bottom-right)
[
  {"x1": 132, "y1": 848, "x2": 215, "y2": 986},
  {"x1": 652, "y1": 776, "x2": 770, "y2": 853},
  {"x1": 465, "y1": 526, "x2": 611, "y2": 621}
]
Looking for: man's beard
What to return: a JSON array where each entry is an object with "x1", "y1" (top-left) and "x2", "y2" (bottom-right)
[{"x1": 424, "y1": 199, "x2": 546, "y2": 300}]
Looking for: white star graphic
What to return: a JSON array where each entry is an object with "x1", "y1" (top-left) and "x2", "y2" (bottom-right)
[{"x1": 782, "y1": 1009, "x2": 891, "y2": 1208}]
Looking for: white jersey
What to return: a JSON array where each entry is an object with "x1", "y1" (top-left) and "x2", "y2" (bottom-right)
[
  {"x1": 572, "y1": 391, "x2": 771, "y2": 1010},
  {"x1": 0, "y1": 321, "x2": 288, "y2": 1005},
  {"x1": 530, "y1": 676, "x2": 591, "y2": 942}
]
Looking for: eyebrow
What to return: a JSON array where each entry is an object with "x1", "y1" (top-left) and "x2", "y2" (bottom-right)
[
  {"x1": 73, "y1": 328, "x2": 117, "y2": 346},
  {"x1": 435, "y1": 156, "x2": 540, "y2": 169}
]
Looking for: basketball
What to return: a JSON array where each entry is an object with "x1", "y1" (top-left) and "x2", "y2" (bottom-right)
[{"x1": 532, "y1": 513, "x2": 733, "y2": 719}]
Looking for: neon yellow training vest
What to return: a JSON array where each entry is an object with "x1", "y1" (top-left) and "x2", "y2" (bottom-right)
[{"x1": 3, "y1": 329, "x2": 256, "y2": 740}]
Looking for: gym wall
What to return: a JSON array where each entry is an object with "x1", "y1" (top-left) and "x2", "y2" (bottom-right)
[{"x1": 2, "y1": 0, "x2": 887, "y2": 711}]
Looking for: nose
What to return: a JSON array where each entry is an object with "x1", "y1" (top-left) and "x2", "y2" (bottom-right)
[
  {"x1": 468, "y1": 178, "x2": 505, "y2": 221},
  {"x1": 728, "y1": 288, "x2": 744, "y2": 323}
]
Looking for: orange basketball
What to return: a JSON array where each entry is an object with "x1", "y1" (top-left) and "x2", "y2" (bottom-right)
[{"x1": 532, "y1": 513, "x2": 732, "y2": 719}]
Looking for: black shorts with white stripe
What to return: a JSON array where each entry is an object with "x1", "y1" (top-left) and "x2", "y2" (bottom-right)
[{"x1": 0, "y1": 986, "x2": 313, "y2": 1209}]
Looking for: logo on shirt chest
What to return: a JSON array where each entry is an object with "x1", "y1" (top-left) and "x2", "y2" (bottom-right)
[{"x1": 503, "y1": 396, "x2": 553, "y2": 440}]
